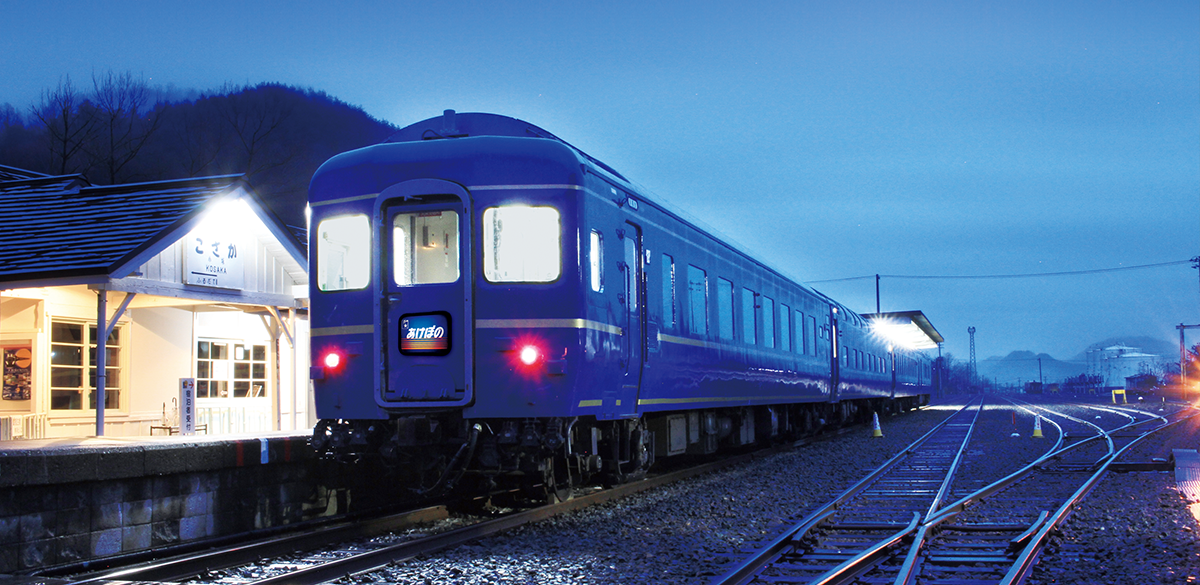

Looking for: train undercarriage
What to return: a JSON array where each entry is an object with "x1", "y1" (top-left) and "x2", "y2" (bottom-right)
[{"x1": 309, "y1": 396, "x2": 927, "y2": 504}]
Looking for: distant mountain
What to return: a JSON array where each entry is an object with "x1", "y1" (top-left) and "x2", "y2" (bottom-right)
[
  {"x1": 1072, "y1": 336, "x2": 1177, "y2": 361},
  {"x1": 978, "y1": 350, "x2": 1086, "y2": 386}
]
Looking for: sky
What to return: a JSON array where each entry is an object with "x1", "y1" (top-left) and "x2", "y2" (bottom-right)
[{"x1": 2, "y1": 0, "x2": 1197, "y2": 365}]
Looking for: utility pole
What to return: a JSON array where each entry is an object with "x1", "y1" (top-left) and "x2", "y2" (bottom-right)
[
  {"x1": 968, "y1": 327, "x2": 977, "y2": 388},
  {"x1": 1038, "y1": 356, "x2": 1043, "y2": 385},
  {"x1": 875, "y1": 274, "x2": 881, "y2": 314},
  {"x1": 1179, "y1": 323, "x2": 1200, "y2": 402}
]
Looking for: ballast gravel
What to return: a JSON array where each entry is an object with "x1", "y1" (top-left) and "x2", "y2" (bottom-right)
[{"x1": 330, "y1": 397, "x2": 1199, "y2": 584}]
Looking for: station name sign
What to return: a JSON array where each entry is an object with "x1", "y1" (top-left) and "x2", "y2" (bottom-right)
[{"x1": 185, "y1": 227, "x2": 246, "y2": 289}]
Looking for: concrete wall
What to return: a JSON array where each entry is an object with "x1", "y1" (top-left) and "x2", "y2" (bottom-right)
[{"x1": 0, "y1": 435, "x2": 400, "y2": 574}]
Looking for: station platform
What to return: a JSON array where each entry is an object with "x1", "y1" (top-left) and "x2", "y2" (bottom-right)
[{"x1": 0, "y1": 431, "x2": 397, "y2": 576}]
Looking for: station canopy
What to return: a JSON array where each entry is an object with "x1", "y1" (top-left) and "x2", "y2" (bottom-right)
[{"x1": 862, "y1": 310, "x2": 944, "y2": 351}]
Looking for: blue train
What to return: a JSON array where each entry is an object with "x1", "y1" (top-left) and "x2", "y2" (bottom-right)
[{"x1": 308, "y1": 111, "x2": 932, "y2": 500}]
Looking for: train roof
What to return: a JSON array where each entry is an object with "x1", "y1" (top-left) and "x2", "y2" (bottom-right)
[
  {"x1": 387, "y1": 111, "x2": 629, "y2": 182},
  {"x1": 332, "y1": 111, "x2": 878, "y2": 327}
]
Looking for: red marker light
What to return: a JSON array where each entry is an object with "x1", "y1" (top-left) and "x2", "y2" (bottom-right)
[
  {"x1": 519, "y1": 345, "x2": 540, "y2": 366},
  {"x1": 323, "y1": 351, "x2": 342, "y2": 369}
]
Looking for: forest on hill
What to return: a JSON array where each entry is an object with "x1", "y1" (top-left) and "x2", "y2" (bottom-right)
[{"x1": 0, "y1": 71, "x2": 398, "y2": 229}]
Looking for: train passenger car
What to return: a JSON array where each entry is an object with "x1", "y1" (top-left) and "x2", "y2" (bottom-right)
[{"x1": 307, "y1": 111, "x2": 931, "y2": 500}]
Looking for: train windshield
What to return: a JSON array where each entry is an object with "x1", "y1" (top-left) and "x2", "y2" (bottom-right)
[
  {"x1": 482, "y1": 206, "x2": 561, "y2": 283},
  {"x1": 392, "y1": 211, "x2": 460, "y2": 285},
  {"x1": 316, "y1": 214, "x2": 370, "y2": 291}
]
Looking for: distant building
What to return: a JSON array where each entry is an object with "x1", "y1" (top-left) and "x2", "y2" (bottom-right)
[{"x1": 1087, "y1": 344, "x2": 1169, "y2": 390}]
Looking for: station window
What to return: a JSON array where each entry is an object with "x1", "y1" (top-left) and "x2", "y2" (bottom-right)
[
  {"x1": 780, "y1": 304, "x2": 791, "y2": 352},
  {"x1": 198, "y1": 341, "x2": 268, "y2": 398},
  {"x1": 661, "y1": 253, "x2": 675, "y2": 328},
  {"x1": 717, "y1": 278, "x2": 734, "y2": 340},
  {"x1": 317, "y1": 214, "x2": 370, "y2": 291},
  {"x1": 49, "y1": 321, "x2": 122, "y2": 411},
  {"x1": 483, "y1": 206, "x2": 561, "y2": 283},
  {"x1": 742, "y1": 288, "x2": 757, "y2": 345},
  {"x1": 393, "y1": 211, "x2": 460, "y2": 285},
  {"x1": 687, "y1": 265, "x2": 708, "y2": 337},
  {"x1": 590, "y1": 231, "x2": 604, "y2": 293}
]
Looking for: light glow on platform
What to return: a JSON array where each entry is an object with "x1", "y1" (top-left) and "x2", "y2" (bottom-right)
[{"x1": 870, "y1": 317, "x2": 939, "y2": 350}]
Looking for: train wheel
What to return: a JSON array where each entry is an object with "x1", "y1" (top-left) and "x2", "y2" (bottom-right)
[{"x1": 547, "y1": 454, "x2": 574, "y2": 504}]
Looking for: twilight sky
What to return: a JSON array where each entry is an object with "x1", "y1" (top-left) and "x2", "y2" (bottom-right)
[{"x1": 2, "y1": 1, "x2": 1197, "y2": 365}]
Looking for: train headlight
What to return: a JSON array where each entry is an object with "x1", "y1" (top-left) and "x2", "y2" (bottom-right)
[
  {"x1": 519, "y1": 345, "x2": 541, "y2": 366},
  {"x1": 323, "y1": 351, "x2": 342, "y2": 370}
]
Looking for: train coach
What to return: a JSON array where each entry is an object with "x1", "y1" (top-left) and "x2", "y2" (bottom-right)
[{"x1": 307, "y1": 111, "x2": 933, "y2": 501}]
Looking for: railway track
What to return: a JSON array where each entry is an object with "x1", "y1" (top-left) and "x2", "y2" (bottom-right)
[
  {"x1": 54, "y1": 420, "x2": 879, "y2": 585},
  {"x1": 715, "y1": 398, "x2": 1193, "y2": 585}
]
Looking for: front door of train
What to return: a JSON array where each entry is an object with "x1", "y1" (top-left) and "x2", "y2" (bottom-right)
[{"x1": 378, "y1": 179, "x2": 472, "y2": 408}]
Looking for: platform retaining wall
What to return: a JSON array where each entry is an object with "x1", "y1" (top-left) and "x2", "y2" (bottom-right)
[{"x1": 0, "y1": 435, "x2": 396, "y2": 575}]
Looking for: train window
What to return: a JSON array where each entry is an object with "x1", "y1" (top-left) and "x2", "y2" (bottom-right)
[
  {"x1": 809, "y1": 315, "x2": 818, "y2": 355},
  {"x1": 590, "y1": 231, "x2": 603, "y2": 292},
  {"x1": 392, "y1": 211, "x2": 460, "y2": 286},
  {"x1": 687, "y1": 265, "x2": 708, "y2": 337},
  {"x1": 742, "y1": 288, "x2": 757, "y2": 345},
  {"x1": 316, "y1": 214, "x2": 370, "y2": 291},
  {"x1": 661, "y1": 254, "x2": 676, "y2": 328},
  {"x1": 762, "y1": 296, "x2": 775, "y2": 349},
  {"x1": 483, "y1": 206, "x2": 561, "y2": 283},
  {"x1": 780, "y1": 304, "x2": 791, "y2": 352},
  {"x1": 717, "y1": 278, "x2": 734, "y2": 340},
  {"x1": 623, "y1": 235, "x2": 639, "y2": 312},
  {"x1": 796, "y1": 310, "x2": 806, "y2": 354}
]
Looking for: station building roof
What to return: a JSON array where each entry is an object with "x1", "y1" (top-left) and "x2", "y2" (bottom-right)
[
  {"x1": 0, "y1": 172, "x2": 306, "y2": 292},
  {"x1": 862, "y1": 310, "x2": 944, "y2": 350}
]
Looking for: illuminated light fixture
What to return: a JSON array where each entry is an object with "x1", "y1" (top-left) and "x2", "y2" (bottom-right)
[
  {"x1": 865, "y1": 311, "x2": 943, "y2": 351},
  {"x1": 519, "y1": 345, "x2": 541, "y2": 366},
  {"x1": 323, "y1": 351, "x2": 342, "y2": 369}
]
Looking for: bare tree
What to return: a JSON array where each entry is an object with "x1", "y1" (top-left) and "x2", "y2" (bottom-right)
[
  {"x1": 215, "y1": 83, "x2": 301, "y2": 177},
  {"x1": 86, "y1": 70, "x2": 164, "y2": 183},
  {"x1": 30, "y1": 76, "x2": 95, "y2": 175}
]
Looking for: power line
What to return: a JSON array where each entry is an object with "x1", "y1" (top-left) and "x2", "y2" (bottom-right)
[{"x1": 806, "y1": 259, "x2": 1193, "y2": 284}]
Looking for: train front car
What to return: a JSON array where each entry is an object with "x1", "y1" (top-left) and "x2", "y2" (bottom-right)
[{"x1": 308, "y1": 112, "x2": 614, "y2": 500}]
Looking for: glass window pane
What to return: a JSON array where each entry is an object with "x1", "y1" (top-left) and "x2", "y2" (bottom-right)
[
  {"x1": 253, "y1": 345, "x2": 266, "y2": 361},
  {"x1": 717, "y1": 278, "x2": 734, "y2": 340},
  {"x1": 483, "y1": 206, "x2": 561, "y2": 283},
  {"x1": 317, "y1": 214, "x2": 370, "y2": 291},
  {"x1": 198, "y1": 380, "x2": 210, "y2": 398},
  {"x1": 762, "y1": 296, "x2": 775, "y2": 349},
  {"x1": 51, "y1": 389, "x2": 82, "y2": 410},
  {"x1": 234, "y1": 381, "x2": 250, "y2": 398},
  {"x1": 234, "y1": 363, "x2": 250, "y2": 379},
  {"x1": 661, "y1": 254, "x2": 675, "y2": 328},
  {"x1": 590, "y1": 231, "x2": 604, "y2": 293},
  {"x1": 392, "y1": 211, "x2": 460, "y2": 286},
  {"x1": 52, "y1": 323, "x2": 82, "y2": 344},
  {"x1": 780, "y1": 304, "x2": 791, "y2": 352},
  {"x1": 687, "y1": 265, "x2": 708, "y2": 337},
  {"x1": 51, "y1": 367, "x2": 82, "y2": 388},
  {"x1": 252, "y1": 363, "x2": 265, "y2": 379},
  {"x1": 198, "y1": 341, "x2": 210, "y2": 360},
  {"x1": 211, "y1": 343, "x2": 227, "y2": 360},
  {"x1": 623, "y1": 235, "x2": 638, "y2": 313},
  {"x1": 51, "y1": 345, "x2": 81, "y2": 366},
  {"x1": 742, "y1": 289, "x2": 757, "y2": 345},
  {"x1": 197, "y1": 361, "x2": 211, "y2": 378},
  {"x1": 235, "y1": 344, "x2": 247, "y2": 361}
]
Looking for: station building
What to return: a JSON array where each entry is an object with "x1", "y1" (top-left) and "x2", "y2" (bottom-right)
[{"x1": 0, "y1": 165, "x2": 311, "y2": 439}]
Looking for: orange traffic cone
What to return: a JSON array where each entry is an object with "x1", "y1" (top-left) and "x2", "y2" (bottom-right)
[
  {"x1": 1032, "y1": 415, "x2": 1044, "y2": 439},
  {"x1": 872, "y1": 412, "x2": 883, "y2": 438}
]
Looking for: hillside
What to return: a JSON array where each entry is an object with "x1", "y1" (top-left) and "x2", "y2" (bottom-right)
[
  {"x1": 1, "y1": 82, "x2": 398, "y2": 231},
  {"x1": 978, "y1": 351, "x2": 1086, "y2": 386}
]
